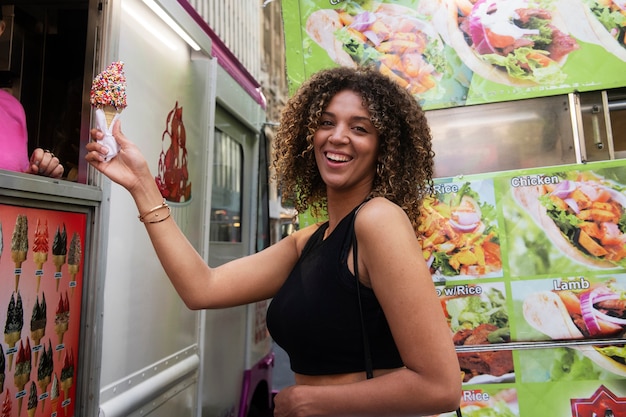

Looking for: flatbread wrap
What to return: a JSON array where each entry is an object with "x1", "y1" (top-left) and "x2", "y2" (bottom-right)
[
  {"x1": 513, "y1": 173, "x2": 626, "y2": 269},
  {"x1": 576, "y1": 0, "x2": 626, "y2": 61},
  {"x1": 305, "y1": 1, "x2": 449, "y2": 99},
  {"x1": 523, "y1": 281, "x2": 626, "y2": 377},
  {"x1": 441, "y1": 0, "x2": 580, "y2": 85}
]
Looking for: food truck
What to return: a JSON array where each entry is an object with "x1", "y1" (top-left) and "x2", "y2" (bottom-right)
[
  {"x1": 282, "y1": 0, "x2": 626, "y2": 415},
  {"x1": 0, "y1": 1, "x2": 273, "y2": 416}
]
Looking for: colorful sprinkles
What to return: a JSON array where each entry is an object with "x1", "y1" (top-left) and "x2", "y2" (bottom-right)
[{"x1": 90, "y1": 61, "x2": 127, "y2": 109}]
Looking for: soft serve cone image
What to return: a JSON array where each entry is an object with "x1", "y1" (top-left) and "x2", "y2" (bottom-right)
[
  {"x1": 27, "y1": 381, "x2": 37, "y2": 417},
  {"x1": 30, "y1": 293, "x2": 47, "y2": 363},
  {"x1": 33, "y1": 218, "x2": 49, "y2": 292},
  {"x1": 4, "y1": 292, "x2": 23, "y2": 371},
  {"x1": 90, "y1": 61, "x2": 127, "y2": 161},
  {"x1": 52, "y1": 224, "x2": 67, "y2": 290},
  {"x1": 14, "y1": 338, "x2": 32, "y2": 416},
  {"x1": 2, "y1": 389, "x2": 11, "y2": 417},
  {"x1": 50, "y1": 373, "x2": 59, "y2": 414},
  {"x1": 54, "y1": 292, "x2": 70, "y2": 350},
  {"x1": 67, "y1": 232, "x2": 81, "y2": 298},
  {"x1": 10, "y1": 214, "x2": 28, "y2": 292},
  {"x1": 37, "y1": 340, "x2": 53, "y2": 412},
  {"x1": 60, "y1": 350, "x2": 74, "y2": 416}
]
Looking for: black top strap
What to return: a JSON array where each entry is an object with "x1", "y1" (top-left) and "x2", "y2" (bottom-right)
[{"x1": 351, "y1": 202, "x2": 374, "y2": 379}]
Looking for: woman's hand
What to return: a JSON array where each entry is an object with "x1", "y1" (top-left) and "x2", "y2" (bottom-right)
[
  {"x1": 28, "y1": 148, "x2": 64, "y2": 178},
  {"x1": 85, "y1": 120, "x2": 152, "y2": 193},
  {"x1": 273, "y1": 386, "x2": 312, "y2": 417}
]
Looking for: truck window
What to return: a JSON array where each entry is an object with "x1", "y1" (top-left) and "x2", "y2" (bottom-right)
[
  {"x1": 210, "y1": 130, "x2": 243, "y2": 242},
  {"x1": 0, "y1": 2, "x2": 92, "y2": 182}
]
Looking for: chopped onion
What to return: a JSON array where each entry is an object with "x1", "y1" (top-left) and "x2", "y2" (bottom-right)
[
  {"x1": 594, "y1": 309, "x2": 626, "y2": 326},
  {"x1": 563, "y1": 197, "x2": 580, "y2": 214},
  {"x1": 607, "y1": 188, "x2": 626, "y2": 208},
  {"x1": 362, "y1": 30, "x2": 381, "y2": 46},
  {"x1": 580, "y1": 291, "x2": 602, "y2": 336},
  {"x1": 350, "y1": 11, "x2": 376, "y2": 32},
  {"x1": 449, "y1": 219, "x2": 479, "y2": 232},
  {"x1": 468, "y1": 0, "x2": 495, "y2": 54},
  {"x1": 453, "y1": 210, "x2": 481, "y2": 226},
  {"x1": 550, "y1": 180, "x2": 575, "y2": 199}
]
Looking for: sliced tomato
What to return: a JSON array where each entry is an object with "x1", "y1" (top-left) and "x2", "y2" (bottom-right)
[
  {"x1": 557, "y1": 290, "x2": 582, "y2": 316},
  {"x1": 485, "y1": 28, "x2": 515, "y2": 48}
]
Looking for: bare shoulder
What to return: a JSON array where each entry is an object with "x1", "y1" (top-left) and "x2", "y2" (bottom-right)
[
  {"x1": 288, "y1": 222, "x2": 324, "y2": 255},
  {"x1": 355, "y1": 197, "x2": 412, "y2": 238}
]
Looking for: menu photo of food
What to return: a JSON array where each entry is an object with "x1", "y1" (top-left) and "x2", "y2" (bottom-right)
[
  {"x1": 426, "y1": 387, "x2": 519, "y2": 417},
  {"x1": 512, "y1": 274, "x2": 626, "y2": 380},
  {"x1": 0, "y1": 204, "x2": 86, "y2": 417},
  {"x1": 418, "y1": 179, "x2": 502, "y2": 281},
  {"x1": 503, "y1": 167, "x2": 626, "y2": 277},
  {"x1": 439, "y1": 0, "x2": 580, "y2": 87},
  {"x1": 563, "y1": 0, "x2": 626, "y2": 62},
  {"x1": 437, "y1": 281, "x2": 514, "y2": 384},
  {"x1": 301, "y1": 0, "x2": 473, "y2": 109}
]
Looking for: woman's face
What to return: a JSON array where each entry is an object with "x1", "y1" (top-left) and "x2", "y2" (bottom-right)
[{"x1": 313, "y1": 89, "x2": 379, "y2": 194}]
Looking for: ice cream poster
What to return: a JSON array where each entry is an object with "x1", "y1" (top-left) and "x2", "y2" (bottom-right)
[
  {"x1": 281, "y1": 0, "x2": 626, "y2": 110},
  {"x1": 0, "y1": 204, "x2": 86, "y2": 417}
]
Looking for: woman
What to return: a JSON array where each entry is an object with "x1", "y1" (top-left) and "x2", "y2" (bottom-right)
[
  {"x1": 86, "y1": 66, "x2": 461, "y2": 417},
  {"x1": 0, "y1": 4, "x2": 63, "y2": 178}
]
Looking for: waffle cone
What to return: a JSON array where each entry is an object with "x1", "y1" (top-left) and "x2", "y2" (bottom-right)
[{"x1": 103, "y1": 106, "x2": 121, "y2": 128}]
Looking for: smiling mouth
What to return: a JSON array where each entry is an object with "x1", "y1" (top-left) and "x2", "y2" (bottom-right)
[{"x1": 325, "y1": 152, "x2": 351, "y2": 162}]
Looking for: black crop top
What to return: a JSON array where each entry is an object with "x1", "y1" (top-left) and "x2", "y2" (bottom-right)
[{"x1": 266, "y1": 206, "x2": 403, "y2": 375}]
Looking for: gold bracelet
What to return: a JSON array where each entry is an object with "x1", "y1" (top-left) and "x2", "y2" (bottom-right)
[
  {"x1": 138, "y1": 200, "x2": 170, "y2": 223},
  {"x1": 143, "y1": 207, "x2": 171, "y2": 224}
]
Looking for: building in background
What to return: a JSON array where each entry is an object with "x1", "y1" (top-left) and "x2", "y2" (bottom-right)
[{"x1": 189, "y1": 0, "x2": 291, "y2": 244}]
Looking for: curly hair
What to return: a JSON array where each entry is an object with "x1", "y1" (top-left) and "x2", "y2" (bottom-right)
[{"x1": 272, "y1": 66, "x2": 434, "y2": 231}]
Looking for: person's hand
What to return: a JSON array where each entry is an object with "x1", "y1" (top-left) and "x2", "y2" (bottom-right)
[
  {"x1": 27, "y1": 148, "x2": 64, "y2": 178},
  {"x1": 272, "y1": 386, "x2": 314, "y2": 417},
  {"x1": 85, "y1": 120, "x2": 152, "y2": 193}
]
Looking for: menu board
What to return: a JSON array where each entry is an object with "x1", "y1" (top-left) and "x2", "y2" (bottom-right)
[
  {"x1": 0, "y1": 205, "x2": 86, "y2": 417},
  {"x1": 281, "y1": 0, "x2": 626, "y2": 110},
  {"x1": 424, "y1": 160, "x2": 626, "y2": 416}
]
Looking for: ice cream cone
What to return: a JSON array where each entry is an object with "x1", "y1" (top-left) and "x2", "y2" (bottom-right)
[
  {"x1": 50, "y1": 373, "x2": 59, "y2": 414},
  {"x1": 2, "y1": 388, "x2": 11, "y2": 417},
  {"x1": 53, "y1": 255, "x2": 66, "y2": 273},
  {"x1": 3, "y1": 333, "x2": 19, "y2": 371},
  {"x1": 34, "y1": 258, "x2": 47, "y2": 272},
  {"x1": 52, "y1": 225, "x2": 68, "y2": 293},
  {"x1": 68, "y1": 265, "x2": 78, "y2": 297},
  {"x1": 56, "y1": 331, "x2": 64, "y2": 346},
  {"x1": 39, "y1": 382, "x2": 50, "y2": 408},
  {"x1": 28, "y1": 406, "x2": 36, "y2": 417},
  {"x1": 103, "y1": 105, "x2": 121, "y2": 128},
  {"x1": 34, "y1": 259, "x2": 46, "y2": 293},
  {"x1": 13, "y1": 258, "x2": 25, "y2": 292},
  {"x1": 11, "y1": 215, "x2": 28, "y2": 292}
]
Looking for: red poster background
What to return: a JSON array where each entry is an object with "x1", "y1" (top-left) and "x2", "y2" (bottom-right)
[{"x1": 1, "y1": 204, "x2": 86, "y2": 417}]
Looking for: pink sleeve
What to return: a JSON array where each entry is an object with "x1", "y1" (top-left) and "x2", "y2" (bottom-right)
[{"x1": 0, "y1": 90, "x2": 30, "y2": 173}]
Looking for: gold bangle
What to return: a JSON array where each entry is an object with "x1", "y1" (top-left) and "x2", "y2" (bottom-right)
[
  {"x1": 138, "y1": 200, "x2": 169, "y2": 222},
  {"x1": 143, "y1": 208, "x2": 171, "y2": 224}
]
